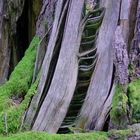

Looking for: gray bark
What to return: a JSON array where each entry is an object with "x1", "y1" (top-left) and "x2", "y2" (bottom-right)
[
  {"x1": 0, "y1": 0, "x2": 25, "y2": 84},
  {"x1": 120, "y1": 0, "x2": 131, "y2": 44},
  {"x1": 76, "y1": 0, "x2": 121, "y2": 130},
  {"x1": 94, "y1": 84, "x2": 116, "y2": 130},
  {"x1": 36, "y1": 0, "x2": 56, "y2": 38},
  {"x1": 128, "y1": 0, "x2": 138, "y2": 50},
  {"x1": 0, "y1": 0, "x2": 10, "y2": 84},
  {"x1": 32, "y1": 0, "x2": 57, "y2": 82},
  {"x1": 113, "y1": 26, "x2": 129, "y2": 85},
  {"x1": 130, "y1": 0, "x2": 140, "y2": 78},
  {"x1": 24, "y1": 0, "x2": 67, "y2": 129},
  {"x1": 32, "y1": 0, "x2": 84, "y2": 133}
]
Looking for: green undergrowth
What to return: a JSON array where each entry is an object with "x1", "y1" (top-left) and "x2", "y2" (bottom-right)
[
  {"x1": 0, "y1": 80, "x2": 38, "y2": 134},
  {"x1": 110, "y1": 85, "x2": 128, "y2": 128},
  {"x1": 128, "y1": 78, "x2": 140, "y2": 123},
  {"x1": 0, "y1": 129, "x2": 139, "y2": 140},
  {"x1": 110, "y1": 78, "x2": 140, "y2": 128},
  {"x1": 108, "y1": 129, "x2": 134, "y2": 140},
  {"x1": 0, "y1": 36, "x2": 40, "y2": 134},
  {"x1": 0, "y1": 131, "x2": 108, "y2": 140}
]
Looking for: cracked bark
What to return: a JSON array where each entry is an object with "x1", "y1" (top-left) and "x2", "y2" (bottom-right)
[
  {"x1": 76, "y1": 0, "x2": 121, "y2": 130},
  {"x1": 130, "y1": 0, "x2": 140, "y2": 78},
  {"x1": 24, "y1": 0, "x2": 57, "y2": 129},
  {"x1": 0, "y1": 0, "x2": 25, "y2": 84},
  {"x1": 32, "y1": 0, "x2": 85, "y2": 133}
]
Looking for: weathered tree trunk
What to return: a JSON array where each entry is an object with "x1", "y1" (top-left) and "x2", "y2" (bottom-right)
[
  {"x1": 25, "y1": 1, "x2": 63, "y2": 128},
  {"x1": 32, "y1": 0, "x2": 56, "y2": 82},
  {"x1": 109, "y1": 0, "x2": 138, "y2": 129},
  {"x1": 23, "y1": 0, "x2": 57, "y2": 129},
  {"x1": 76, "y1": 0, "x2": 121, "y2": 130},
  {"x1": 120, "y1": 0, "x2": 131, "y2": 44},
  {"x1": 130, "y1": 0, "x2": 140, "y2": 77},
  {"x1": 128, "y1": 0, "x2": 138, "y2": 50},
  {"x1": 0, "y1": 0, "x2": 42, "y2": 85},
  {"x1": 0, "y1": 0, "x2": 25, "y2": 84},
  {"x1": 0, "y1": 0, "x2": 10, "y2": 84},
  {"x1": 32, "y1": 0, "x2": 84, "y2": 133}
]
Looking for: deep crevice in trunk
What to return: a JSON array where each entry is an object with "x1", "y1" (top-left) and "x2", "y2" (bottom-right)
[
  {"x1": 103, "y1": 115, "x2": 110, "y2": 132},
  {"x1": 58, "y1": 6, "x2": 104, "y2": 133},
  {"x1": 102, "y1": 65, "x2": 116, "y2": 131},
  {"x1": 9, "y1": 0, "x2": 29, "y2": 74},
  {"x1": 16, "y1": 0, "x2": 29, "y2": 60}
]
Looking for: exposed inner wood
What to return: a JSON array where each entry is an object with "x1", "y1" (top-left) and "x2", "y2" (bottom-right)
[{"x1": 76, "y1": 0, "x2": 121, "y2": 130}]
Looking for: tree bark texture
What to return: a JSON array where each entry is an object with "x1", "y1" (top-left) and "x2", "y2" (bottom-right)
[
  {"x1": 76, "y1": 0, "x2": 121, "y2": 130},
  {"x1": 23, "y1": 0, "x2": 57, "y2": 129},
  {"x1": 32, "y1": 0, "x2": 57, "y2": 82},
  {"x1": 32, "y1": 0, "x2": 85, "y2": 133},
  {"x1": 130, "y1": 0, "x2": 140, "y2": 78},
  {"x1": 0, "y1": 0, "x2": 25, "y2": 84}
]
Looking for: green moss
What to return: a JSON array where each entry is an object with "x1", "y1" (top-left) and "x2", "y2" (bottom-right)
[
  {"x1": 110, "y1": 78, "x2": 140, "y2": 125},
  {"x1": 108, "y1": 129, "x2": 133, "y2": 140},
  {"x1": 128, "y1": 78, "x2": 140, "y2": 123},
  {"x1": 128, "y1": 64, "x2": 134, "y2": 75},
  {"x1": 0, "y1": 128, "x2": 140, "y2": 140},
  {"x1": 0, "y1": 131, "x2": 108, "y2": 140},
  {"x1": 0, "y1": 129, "x2": 139, "y2": 140},
  {"x1": 0, "y1": 80, "x2": 39, "y2": 134},
  {"x1": 0, "y1": 36, "x2": 40, "y2": 134},
  {"x1": 110, "y1": 85, "x2": 128, "y2": 128}
]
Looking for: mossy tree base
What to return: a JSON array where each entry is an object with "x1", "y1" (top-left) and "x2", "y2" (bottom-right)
[
  {"x1": 0, "y1": 36, "x2": 40, "y2": 134},
  {"x1": 110, "y1": 85, "x2": 129, "y2": 129},
  {"x1": 110, "y1": 78, "x2": 140, "y2": 129}
]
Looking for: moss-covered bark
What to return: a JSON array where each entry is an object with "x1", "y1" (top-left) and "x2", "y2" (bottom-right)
[
  {"x1": 110, "y1": 77, "x2": 140, "y2": 130},
  {"x1": 110, "y1": 85, "x2": 128, "y2": 129},
  {"x1": 0, "y1": 36, "x2": 40, "y2": 134},
  {"x1": 128, "y1": 78, "x2": 140, "y2": 123}
]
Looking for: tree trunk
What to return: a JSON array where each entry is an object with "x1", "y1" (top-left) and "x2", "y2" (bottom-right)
[
  {"x1": 76, "y1": 0, "x2": 121, "y2": 130},
  {"x1": 32, "y1": 0, "x2": 84, "y2": 133},
  {"x1": 24, "y1": 1, "x2": 63, "y2": 128},
  {"x1": 0, "y1": 0, "x2": 25, "y2": 84}
]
